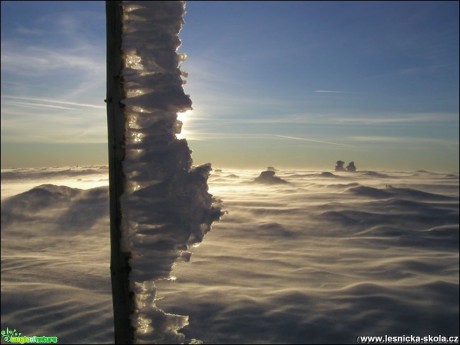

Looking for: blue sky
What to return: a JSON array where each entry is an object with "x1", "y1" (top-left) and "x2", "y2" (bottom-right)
[{"x1": 1, "y1": 1, "x2": 459, "y2": 170}]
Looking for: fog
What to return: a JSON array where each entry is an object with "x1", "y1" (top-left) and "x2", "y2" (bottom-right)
[{"x1": 2, "y1": 167, "x2": 458, "y2": 343}]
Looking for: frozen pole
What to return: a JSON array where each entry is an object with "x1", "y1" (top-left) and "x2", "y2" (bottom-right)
[{"x1": 106, "y1": 1, "x2": 134, "y2": 343}]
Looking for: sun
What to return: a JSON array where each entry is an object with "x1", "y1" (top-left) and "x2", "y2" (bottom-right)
[{"x1": 176, "y1": 109, "x2": 193, "y2": 140}]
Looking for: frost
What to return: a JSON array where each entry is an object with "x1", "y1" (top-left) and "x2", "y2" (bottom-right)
[{"x1": 119, "y1": 1, "x2": 223, "y2": 343}]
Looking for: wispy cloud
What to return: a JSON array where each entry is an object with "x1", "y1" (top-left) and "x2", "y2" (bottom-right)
[
  {"x1": 185, "y1": 112, "x2": 458, "y2": 127},
  {"x1": 330, "y1": 113, "x2": 459, "y2": 125},
  {"x1": 1, "y1": 8, "x2": 105, "y2": 102},
  {"x1": 15, "y1": 25, "x2": 44, "y2": 36},
  {"x1": 2, "y1": 95, "x2": 105, "y2": 110},
  {"x1": 185, "y1": 132, "x2": 355, "y2": 148},
  {"x1": 3, "y1": 101, "x2": 74, "y2": 111},
  {"x1": 1, "y1": 7, "x2": 107, "y2": 146},
  {"x1": 1, "y1": 97, "x2": 106, "y2": 144},
  {"x1": 1, "y1": 42, "x2": 104, "y2": 77},
  {"x1": 274, "y1": 135, "x2": 355, "y2": 147},
  {"x1": 185, "y1": 132, "x2": 276, "y2": 141},
  {"x1": 1, "y1": 110, "x2": 107, "y2": 144},
  {"x1": 1, "y1": 27, "x2": 106, "y2": 105},
  {"x1": 314, "y1": 90, "x2": 346, "y2": 94},
  {"x1": 349, "y1": 136, "x2": 459, "y2": 145}
]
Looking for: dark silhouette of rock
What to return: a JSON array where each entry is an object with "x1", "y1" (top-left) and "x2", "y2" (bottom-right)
[
  {"x1": 320, "y1": 172, "x2": 337, "y2": 177},
  {"x1": 254, "y1": 170, "x2": 288, "y2": 184},
  {"x1": 335, "y1": 160, "x2": 345, "y2": 172},
  {"x1": 346, "y1": 161, "x2": 357, "y2": 172}
]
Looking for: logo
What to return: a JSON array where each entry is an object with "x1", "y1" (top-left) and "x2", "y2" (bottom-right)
[{"x1": 1, "y1": 327, "x2": 58, "y2": 344}]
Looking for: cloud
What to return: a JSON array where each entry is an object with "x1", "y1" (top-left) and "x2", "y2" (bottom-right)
[
  {"x1": 274, "y1": 135, "x2": 355, "y2": 147},
  {"x1": 1, "y1": 8, "x2": 107, "y2": 146},
  {"x1": 330, "y1": 113, "x2": 458, "y2": 125},
  {"x1": 181, "y1": 132, "x2": 357, "y2": 149},
  {"x1": 2, "y1": 95, "x2": 105, "y2": 110},
  {"x1": 1, "y1": 100, "x2": 107, "y2": 144},
  {"x1": 186, "y1": 133, "x2": 285, "y2": 141},
  {"x1": 3, "y1": 168, "x2": 458, "y2": 343},
  {"x1": 314, "y1": 90, "x2": 346, "y2": 93},
  {"x1": 15, "y1": 25, "x2": 44, "y2": 36},
  {"x1": 349, "y1": 136, "x2": 459, "y2": 146},
  {"x1": 1, "y1": 42, "x2": 104, "y2": 77},
  {"x1": 1, "y1": 119, "x2": 107, "y2": 144},
  {"x1": 3, "y1": 100, "x2": 74, "y2": 111},
  {"x1": 1, "y1": 8, "x2": 105, "y2": 102},
  {"x1": 183, "y1": 112, "x2": 458, "y2": 128}
]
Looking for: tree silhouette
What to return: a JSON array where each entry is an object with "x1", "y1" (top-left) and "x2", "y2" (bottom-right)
[
  {"x1": 346, "y1": 161, "x2": 357, "y2": 172},
  {"x1": 335, "y1": 160, "x2": 345, "y2": 172}
]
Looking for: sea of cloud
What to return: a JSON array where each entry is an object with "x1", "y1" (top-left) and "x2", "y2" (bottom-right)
[{"x1": 1, "y1": 166, "x2": 458, "y2": 344}]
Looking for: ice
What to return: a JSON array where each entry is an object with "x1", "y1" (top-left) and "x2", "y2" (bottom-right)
[{"x1": 118, "y1": 1, "x2": 223, "y2": 342}]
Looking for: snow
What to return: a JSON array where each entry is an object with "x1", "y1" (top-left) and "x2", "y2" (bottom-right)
[
  {"x1": 1, "y1": 167, "x2": 458, "y2": 343},
  {"x1": 119, "y1": 1, "x2": 222, "y2": 342}
]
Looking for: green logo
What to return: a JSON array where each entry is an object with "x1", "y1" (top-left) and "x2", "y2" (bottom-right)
[{"x1": 1, "y1": 327, "x2": 58, "y2": 344}]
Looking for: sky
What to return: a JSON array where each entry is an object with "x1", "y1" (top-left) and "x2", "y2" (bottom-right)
[{"x1": 1, "y1": 1, "x2": 459, "y2": 171}]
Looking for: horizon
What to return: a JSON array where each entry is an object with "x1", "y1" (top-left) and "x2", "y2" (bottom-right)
[{"x1": 1, "y1": 162, "x2": 458, "y2": 174}]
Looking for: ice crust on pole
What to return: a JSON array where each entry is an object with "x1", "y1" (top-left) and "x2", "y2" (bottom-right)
[{"x1": 119, "y1": 1, "x2": 222, "y2": 343}]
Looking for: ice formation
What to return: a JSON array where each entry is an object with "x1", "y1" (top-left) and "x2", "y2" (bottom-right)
[{"x1": 116, "y1": 1, "x2": 223, "y2": 343}]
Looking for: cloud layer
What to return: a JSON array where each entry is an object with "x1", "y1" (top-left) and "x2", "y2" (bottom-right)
[{"x1": 1, "y1": 167, "x2": 458, "y2": 343}]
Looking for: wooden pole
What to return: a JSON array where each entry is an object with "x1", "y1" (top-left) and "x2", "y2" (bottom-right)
[{"x1": 106, "y1": 1, "x2": 134, "y2": 343}]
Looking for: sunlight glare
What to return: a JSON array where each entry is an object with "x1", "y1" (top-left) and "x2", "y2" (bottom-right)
[{"x1": 176, "y1": 109, "x2": 193, "y2": 140}]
